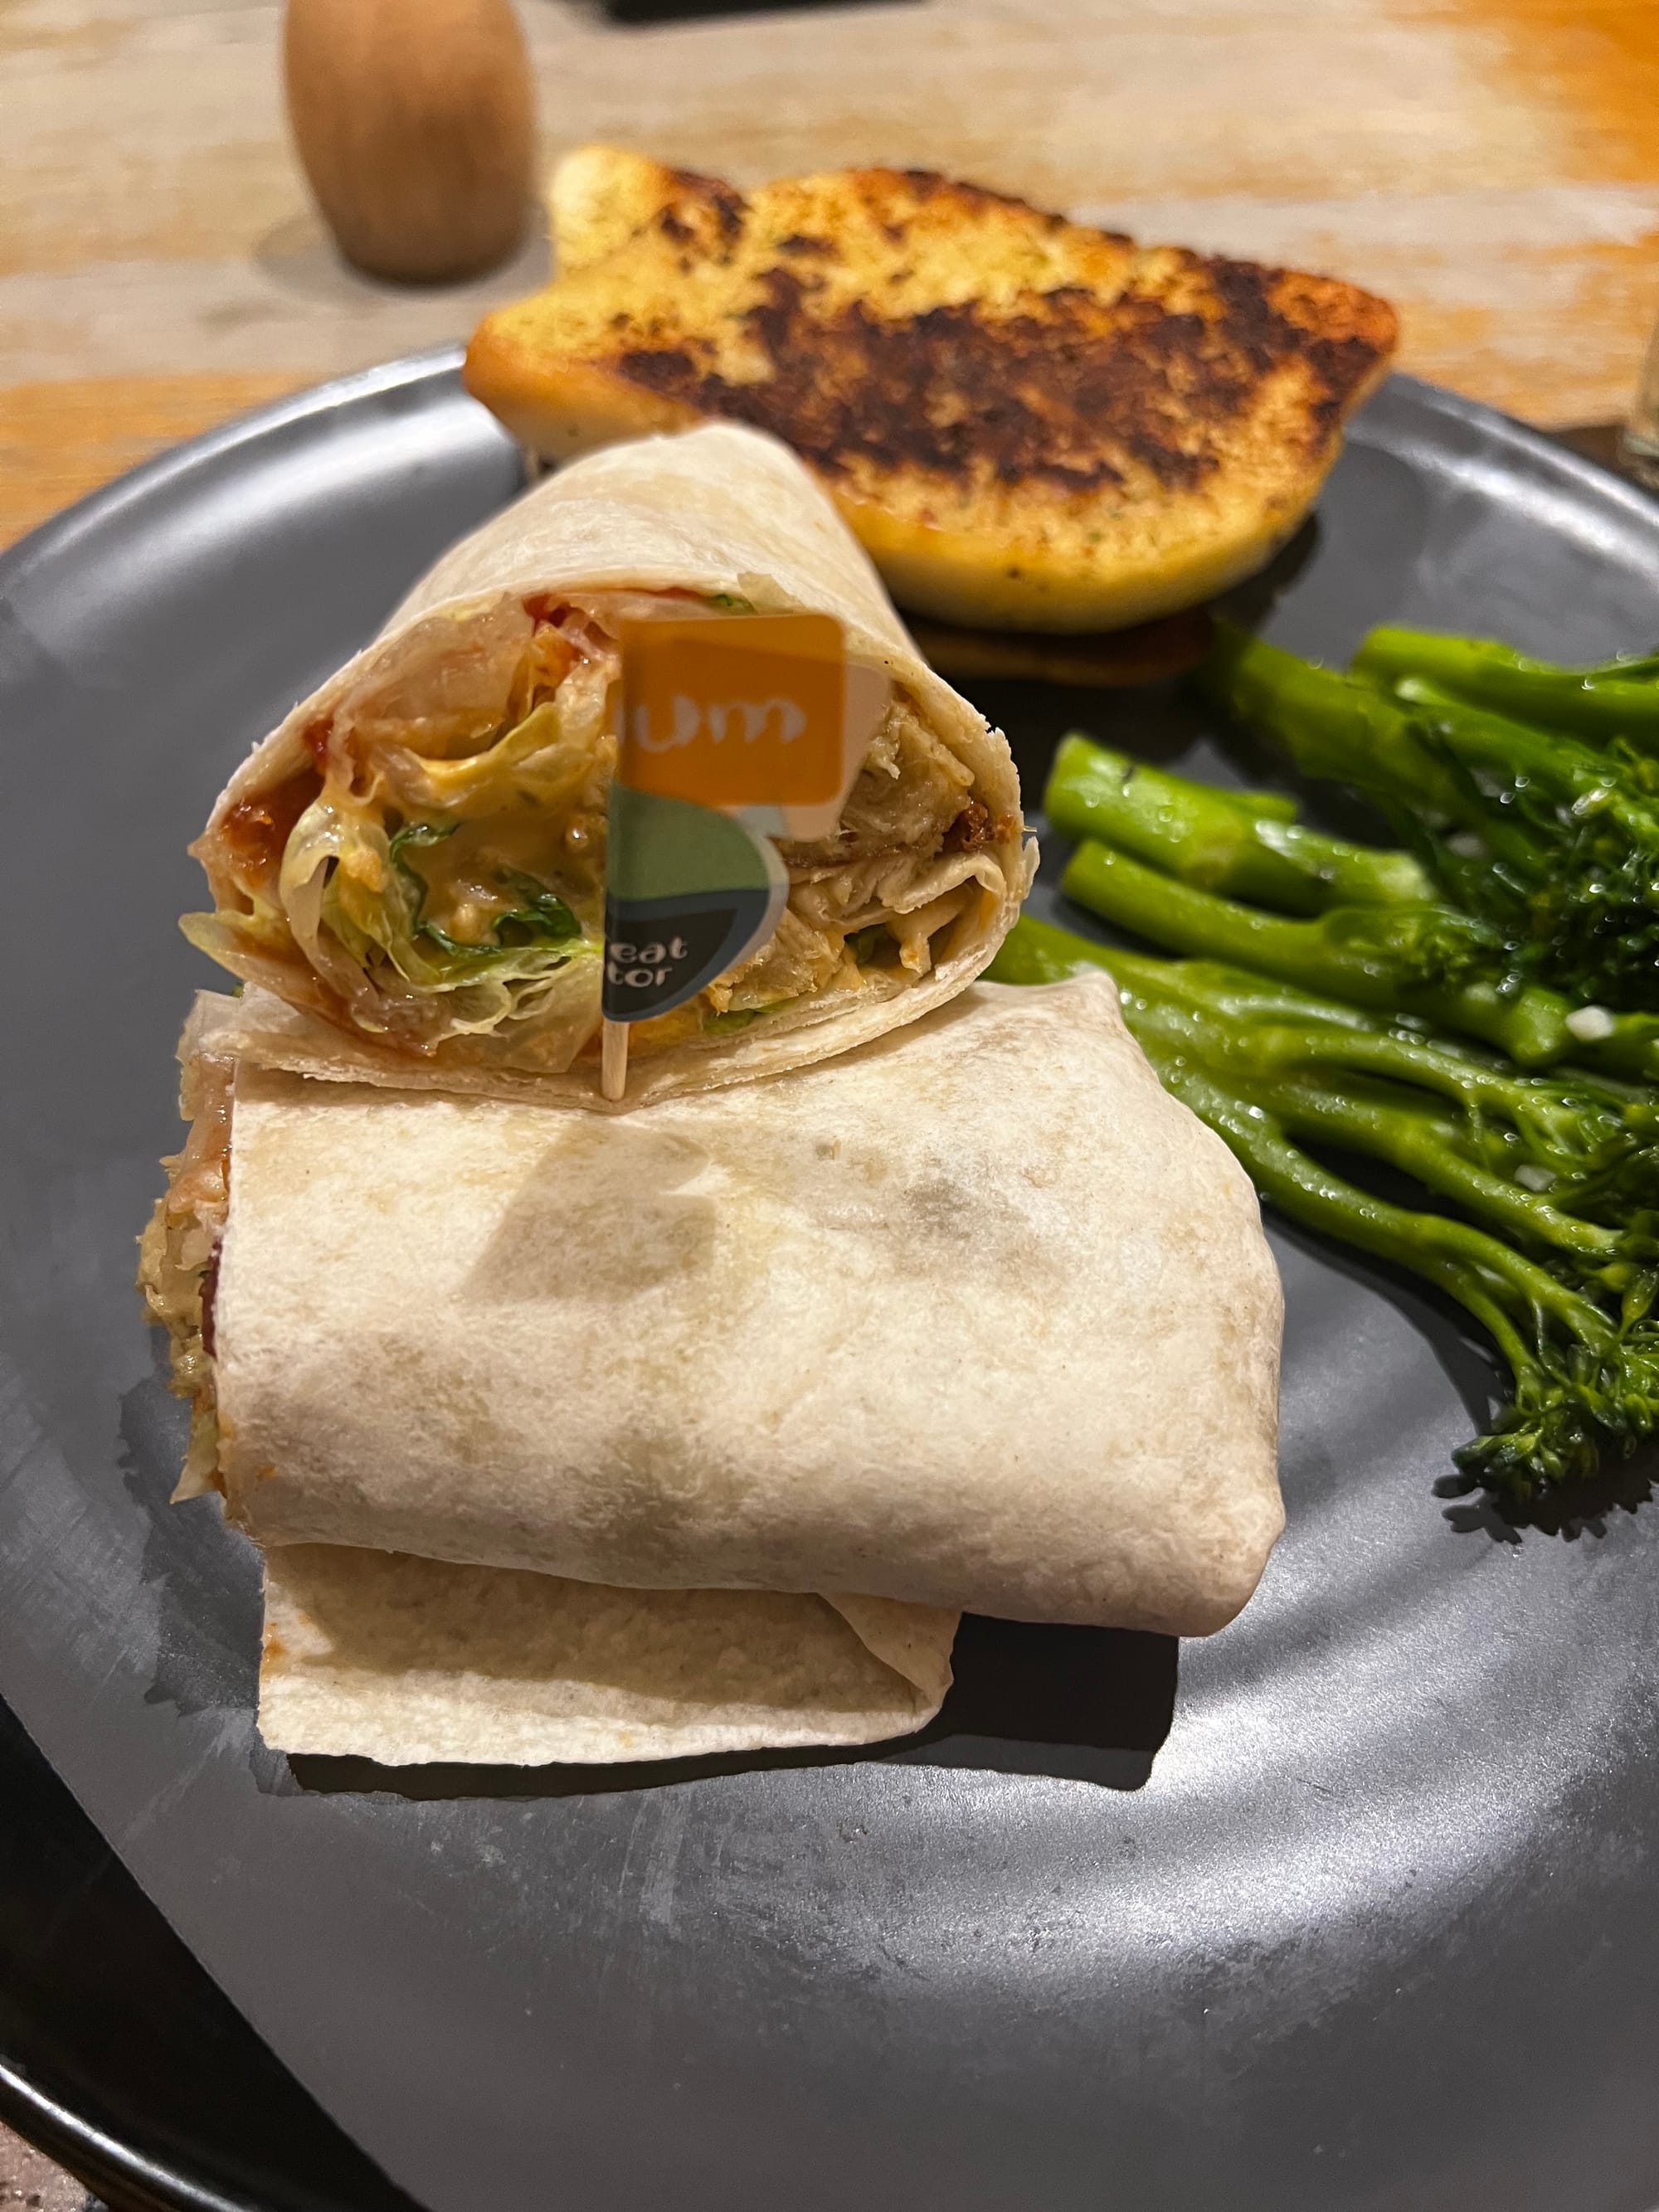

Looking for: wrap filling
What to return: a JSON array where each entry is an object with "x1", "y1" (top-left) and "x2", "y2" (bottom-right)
[{"x1": 185, "y1": 593, "x2": 1013, "y2": 1072}]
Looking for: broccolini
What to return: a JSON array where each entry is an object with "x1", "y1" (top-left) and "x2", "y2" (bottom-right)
[
  {"x1": 990, "y1": 916, "x2": 1659, "y2": 1497},
  {"x1": 1352, "y1": 625, "x2": 1659, "y2": 750},
  {"x1": 1058, "y1": 837, "x2": 1659, "y2": 1076},
  {"x1": 1204, "y1": 621, "x2": 1659, "y2": 1014},
  {"x1": 1044, "y1": 732, "x2": 1433, "y2": 914}
]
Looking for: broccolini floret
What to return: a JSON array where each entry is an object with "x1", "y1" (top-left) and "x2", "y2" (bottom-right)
[{"x1": 1204, "y1": 621, "x2": 1659, "y2": 1014}]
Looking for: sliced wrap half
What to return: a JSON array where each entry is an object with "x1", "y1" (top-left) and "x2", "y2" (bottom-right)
[
  {"x1": 184, "y1": 424, "x2": 1027, "y2": 1109},
  {"x1": 141, "y1": 976, "x2": 1284, "y2": 1650}
]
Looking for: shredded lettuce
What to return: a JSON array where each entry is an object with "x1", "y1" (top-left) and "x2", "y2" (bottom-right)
[
  {"x1": 275, "y1": 791, "x2": 598, "y2": 1056},
  {"x1": 236, "y1": 620, "x2": 964, "y2": 1064},
  {"x1": 253, "y1": 658, "x2": 614, "y2": 1057},
  {"x1": 387, "y1": 819, "x2": 457, "y2": 864},
  {"x1": 457, "y1": 868, "x2": 580, "y2": 951},
  {"x1": 377, "y1": 675, "x2": 611, "y2": 819}
]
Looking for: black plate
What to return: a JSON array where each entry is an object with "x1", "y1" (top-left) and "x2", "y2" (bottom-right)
[
  {"x1": 4, "y1": 353, "x2": 1659, "y2": 2212},
  {"x1": 0, "y1": 1696, "x2": 421, "y2": 2212}
]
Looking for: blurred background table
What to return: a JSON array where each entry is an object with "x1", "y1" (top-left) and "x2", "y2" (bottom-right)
[{"x1": 4, "y1": 0, "x2": 1659, "y2": 549}]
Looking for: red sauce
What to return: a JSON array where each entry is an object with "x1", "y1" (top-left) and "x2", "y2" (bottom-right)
[{"x1": 217, "y1": 768, "x2": 322, "y2": 880}]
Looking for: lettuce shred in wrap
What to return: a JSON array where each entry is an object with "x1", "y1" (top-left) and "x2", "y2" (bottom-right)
[{"x1": 182, "y1": 587, "x2": 1019, "y2": 1076}]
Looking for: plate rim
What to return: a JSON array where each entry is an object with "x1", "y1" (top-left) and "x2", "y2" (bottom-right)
[
  {"x1": 0, "y1": 2047, "x2": 256, "y2": 2212},
  {"x1": 0, "y1": 344, "x2": 466, "y2": 600}
]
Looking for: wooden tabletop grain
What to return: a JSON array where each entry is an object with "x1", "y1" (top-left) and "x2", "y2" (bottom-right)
[{"x1": 5, "y1": 0, "x2": 1659, "y2": 551}]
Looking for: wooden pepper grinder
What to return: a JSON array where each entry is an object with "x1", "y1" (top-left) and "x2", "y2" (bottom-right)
[{"x1": 285, "y1": 0, "x2": 536, "y2": 284}]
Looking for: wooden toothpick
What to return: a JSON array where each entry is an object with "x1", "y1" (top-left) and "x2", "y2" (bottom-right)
[{"x1": 601, "y1": 1018, "x2": 629, "y2": 1102}]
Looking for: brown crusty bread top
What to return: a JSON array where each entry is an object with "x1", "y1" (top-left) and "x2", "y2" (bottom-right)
[{"x1": 465, "y1": 149, "x2": 1399, "y2": 633}]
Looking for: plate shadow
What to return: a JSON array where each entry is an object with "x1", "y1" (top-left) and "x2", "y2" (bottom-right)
[{"x1": 282, "y1": 1616, "x2": 1179, "y2": 1802}]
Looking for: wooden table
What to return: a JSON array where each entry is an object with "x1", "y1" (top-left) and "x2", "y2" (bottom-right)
[
  {"x1": 5, "y1": 0, "x2": 1659, "y2": 550},
  {"x1": 0, "y1": 2119, "x2": 99, "y2": 2210}
]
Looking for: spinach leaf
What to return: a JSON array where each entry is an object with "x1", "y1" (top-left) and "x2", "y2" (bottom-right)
[
  {"x1": 388, "y1": 819, "x2": 460, "y2": 866},
  {"x1": 389, "y1": 822, "x2": 581, "y2": 961},
  {"x1": 489, "y1": 870, "x2": 581, "y2": 946}
]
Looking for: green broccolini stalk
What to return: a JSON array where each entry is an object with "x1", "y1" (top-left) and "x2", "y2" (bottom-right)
[
  {"x1": 1058, "y1": 836, "x2": 1659, "y2": 1080},
  {"x1": 1199, "y1": 621, "x2": 1491, "y2": 838},
  {"x1": 988, "y1": 916, "x2": 1659, "y2": 1495},
  {"x1": 1044, "y1": 732, "x2": 1434, "y2": 913},
  {"x1": 1045, "y1": 732, "x2": 1659, "y2": 1075},
  {"x1": 994, "y1": 919, "x2": 1659, "y2": 1257},
  {"x1": 1353, "y1": 625, "x2": 1659, "y2": 750},
  {"x1": 1106, "y1": 983, "x2": 1659, "y2": 1295},
  {"x1": 1172, "y1": 1064, "x2": 1659, "y2": 1498},
  {"x1": 1203, "y1": 621, "x2": 1659, "y2": 1013}
]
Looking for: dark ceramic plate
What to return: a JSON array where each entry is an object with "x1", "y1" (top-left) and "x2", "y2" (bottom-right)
[{"x1": 3, "y1": 353, "x2": 1659, "y2": 2212}]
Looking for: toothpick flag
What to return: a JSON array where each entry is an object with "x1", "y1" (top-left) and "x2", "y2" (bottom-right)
[{"x1": 601, "y1": 613, "x2": 888, "y2": 1098}]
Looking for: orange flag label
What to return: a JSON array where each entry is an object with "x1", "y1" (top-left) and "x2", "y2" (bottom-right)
[{"x1": 617, "y1": 613, "x2": 848, "y2": 810}]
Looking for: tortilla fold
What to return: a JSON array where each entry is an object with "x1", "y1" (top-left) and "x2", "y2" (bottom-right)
[
  {"x1": 197, "y1": 974, "x2": 1282, "y2": 1635},
  {"x1": 260, "y1": 1548, "x2": 956, "y2": 1764},
  {"x1": 186, "y1": 423, "x2": 1027, "y2": 1110}
]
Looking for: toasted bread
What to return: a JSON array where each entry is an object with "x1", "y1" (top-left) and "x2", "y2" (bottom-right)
[
  {"x1": 548, "y1": 142, "x2": 687, "y2": 272},
  {"x1": 466, "y1": 148, "x2": 1397, "y2": 634}
]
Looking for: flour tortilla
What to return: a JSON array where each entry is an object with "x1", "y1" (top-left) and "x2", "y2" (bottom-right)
[
  {"x1": 260, "y1": 1548, "x2": 956, "y2": 1765},
  {"x1": 210, "y1": 973, "x2": 1284, "y2": 1635},
  {"x1": 192, "y1": 423, "x2": 1027, "y2": 1110}
]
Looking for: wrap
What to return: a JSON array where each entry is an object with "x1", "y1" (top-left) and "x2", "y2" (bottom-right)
[
  {"x1": 141, "y1": 975, "x2": 1284, "y2": 1656},
  {"x1": 184, "y1": 423, "x2": 1027, "y2": 1111}
]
